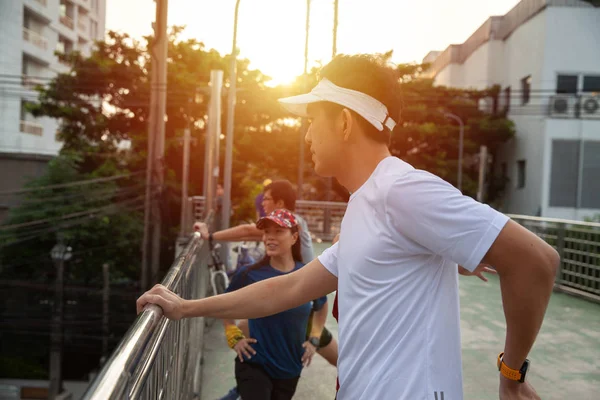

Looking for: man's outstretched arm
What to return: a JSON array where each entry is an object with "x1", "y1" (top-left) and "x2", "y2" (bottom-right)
[
  {"x1": 483, "y1": 220, "x2": 559, "y2": 390},
  {"x1": 193, "y1": 221, "x2": 263, "y2": 242},
  {"x1": 136, "y1": 258, "x2": 338, "y2": 320}
]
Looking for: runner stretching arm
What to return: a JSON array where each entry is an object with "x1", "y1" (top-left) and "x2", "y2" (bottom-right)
[
  {"x1": 194, "y1": 221, "x2": 263, "y2": 242},
  {"x1": 137, "y1": 257, "x2": 337, "y2": 320}
]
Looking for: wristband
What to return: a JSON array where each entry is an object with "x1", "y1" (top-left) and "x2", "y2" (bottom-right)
[
  {"x1": 497, "y1": 352, "x2": 529, "y2": 383},
  {"x1": 225, "y1": 325, "x2": 245, "y2": 349}
]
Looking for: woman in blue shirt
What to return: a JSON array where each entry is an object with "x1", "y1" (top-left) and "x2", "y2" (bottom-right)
[{"x1": 223, "y1": 209, "x2": 327, "y2": 400}]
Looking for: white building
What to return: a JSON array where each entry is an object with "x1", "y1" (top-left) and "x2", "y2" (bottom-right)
[
  {"x1": 0, "y1": 0, "x2": 106, "y2": 220},
  {"x1": 425, "y1": 0, "x2": 600, "y2": 221}
]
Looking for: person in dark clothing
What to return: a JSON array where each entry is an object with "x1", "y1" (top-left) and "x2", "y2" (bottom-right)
[{"x1": 222, "y1": 209, "x2": 328, "y2": 400}]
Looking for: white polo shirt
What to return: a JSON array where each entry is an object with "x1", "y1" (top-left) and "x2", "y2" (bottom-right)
[{"x1": 318, "y1": 156, "x2": 509, "y2": 400}]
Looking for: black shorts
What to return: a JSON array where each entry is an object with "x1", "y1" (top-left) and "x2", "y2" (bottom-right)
[
  {"x1": 235, "y1": 358, "x2": 300, "y2": 400},
  {"x1": 306, "y1": 310, "x2": 334, "y2": 348}
]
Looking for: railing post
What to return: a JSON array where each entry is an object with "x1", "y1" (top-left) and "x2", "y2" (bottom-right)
[
  {"x1": 324, "y1": 206, "x2": 331, "y2": 239},
  {"x1": 555, "y1": 222, "x2": 566, "y2": 285}
]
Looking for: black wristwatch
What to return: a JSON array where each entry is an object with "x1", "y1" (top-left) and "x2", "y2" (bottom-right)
[{"x1": 308, "y1": 336, "x2": 320, "y2": 349}]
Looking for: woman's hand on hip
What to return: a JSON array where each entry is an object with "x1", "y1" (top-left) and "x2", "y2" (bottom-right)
[
  {"x1": 234, "y1": 338, "x2": 257, "y2": 362},
  {"x1": 301, "y1": 341, "x2": 317, "y2": 367}
]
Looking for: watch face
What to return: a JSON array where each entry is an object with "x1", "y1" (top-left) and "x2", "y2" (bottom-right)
[
  {"x1": 309, "y1": 337, "x2": 320, "y2": 347},
  {"x1": 519, "y1": 359, "x2": 530, "y2": 383}
]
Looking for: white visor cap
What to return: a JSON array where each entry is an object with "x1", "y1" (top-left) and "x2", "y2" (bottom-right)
[{"x1": 278, "y1": 78, "x2": 396, "y2": 132}]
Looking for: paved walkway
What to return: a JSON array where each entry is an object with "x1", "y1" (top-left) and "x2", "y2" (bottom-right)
[{"x1": 200, "y1": 243, "x2": 600, "y2": 400}]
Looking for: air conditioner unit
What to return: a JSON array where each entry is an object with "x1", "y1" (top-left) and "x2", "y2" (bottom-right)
[
  {"x1": 549, "y1": 95, "x2": 577, "y2": 118},
  {"x1": 580, "y1": 94, "x2": 600, "y2": 120}
]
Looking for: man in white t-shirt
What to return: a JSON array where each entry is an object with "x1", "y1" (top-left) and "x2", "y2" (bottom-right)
[{"x1": 138, "y1": 54, "x2": 559, "y2": 400}]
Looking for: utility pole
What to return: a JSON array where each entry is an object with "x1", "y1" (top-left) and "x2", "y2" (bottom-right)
[
  {"x1": 332, "y1": 0, "x2": 338, "y2": 58},
  {"x1": 142, "y1": 0, "x2": 169, "y2": 289},
  {"x1": 102, "y1": 263, "x2": 110, "y2": 360},
  {"x1": 322, "y1": 0, "x2": 338, "y2": 237},
  {"x1": 180, "y1": 97, "x2": 192, "y2": 237},
  {"x1": 477, "y1": 145, "x2": 488, "y2": 203},
  {"x1": 49, "y1": 243, "x2": 72, "y2": 400},
  {"x1": 443, "y1": 112, "x2": 464, "y2": 192},
  {"x1": 298, "y1": 0, "x2": 311, "y2": 200},
  {"x1": 325, "y1": 0, "x2": 338, "y2": 203},
  {"x1": 206, "y1": 70, "x2": 224, "y2": 217},
  {"x1": 222, "y1": 0, "x2": 241, "y2": 232}
]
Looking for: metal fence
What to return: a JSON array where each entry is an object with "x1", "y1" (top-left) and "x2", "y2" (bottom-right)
[
  {"x1": 295, "y1": 200, "x2": 346, "y2": 242},
  {"x1": 188, "y1": 197, "x2": 346, "y2": 242},
  {"x1": 81, "y1": 232, "x2": 210, "y2": 400},
  {"x1": 508, "y1": 214, "x2": 600, "y2": 302},
  {"x1": 189, "y1": 197, "x2": 600, "y2": 301}
]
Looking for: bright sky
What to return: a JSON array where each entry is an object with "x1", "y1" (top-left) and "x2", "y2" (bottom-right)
[{"x1": 106, "y1": 0, "x2": 521, "y2": 85}]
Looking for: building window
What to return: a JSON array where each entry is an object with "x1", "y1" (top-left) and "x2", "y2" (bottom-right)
[
  {"x1": 516, "y1": 160, "x2": 526, "y2": 189},
  {"x1": 581, "y1": 141, "x2": 600, "y2": 208},
  {"x1": 550, "y1": 140, "x2": 579, "y2": 207},
  {"x1": 521, "y1": 76, "x2": 531, "y2": 105},
  {"x1": 556, "y1": 74, "x2": 578, "y2": 94},
  {"x1": 550, "y1": 140, "x2": 600, "y2": 209},
  {"x1": 583, "y1": 75, "x2": 600, "y2": 93},
  {"x1": 90, "y1": 20, "x2": 98, "y2": 39},
  {"x1": 504, "y1": 86, "x2": 511, "y2": 112}
]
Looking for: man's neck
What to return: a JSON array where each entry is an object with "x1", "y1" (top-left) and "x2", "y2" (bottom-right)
[
  {"x1": 270, "y1": 254, "x2": 296, "y2": 273},
  {"x1": 336, "y1": 143, "x2": 391, "y2": 194}
]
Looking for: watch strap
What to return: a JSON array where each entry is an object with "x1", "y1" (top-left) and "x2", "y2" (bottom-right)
[{"x1": 497, "y1": 352, "x2": 528, "y2": 383}]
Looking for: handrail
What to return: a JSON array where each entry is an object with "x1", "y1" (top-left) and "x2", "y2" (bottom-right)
[
  {"x1": 82, "y1": 226, "x2": 210, "y2": 400},
  {"x1": 507, "y1": 213, "x2": 600, "y2": 229}
]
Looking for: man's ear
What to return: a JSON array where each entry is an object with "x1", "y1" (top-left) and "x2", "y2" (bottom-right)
[{"x1": 341, "y1": 108, "x2": 354, "y2": 142}]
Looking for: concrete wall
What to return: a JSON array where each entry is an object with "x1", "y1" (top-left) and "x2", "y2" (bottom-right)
[
  {"x1": 434, "y1": 63, "x2": 463, "y2": 88},
  {"x1": 541, "y1": 7, "x2": 600, "y2": 92},
  {"x1": 496, "y1": 116, "x2": 547, "y2": 216},
  {"x1": 459, "y1": 41, "x2": 493, "y2": 90}
]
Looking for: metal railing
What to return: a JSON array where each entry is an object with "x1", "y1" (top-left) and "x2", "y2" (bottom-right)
[
  {"x1": 188, "y1": 197, "x2": 600, "y2": 301},
  {"x1": 78, "y1": 18, "x2": 87, "y2": 33},
  {"x1": 60, "y1": 14, "x2": 74, "y2": 29},
  {"x1": 23, "y1": 27, "x2": 48, "y2": 50},
  {"x1": 82, "y1": 232, "x2": 210, "y2": 400},
  {"x1": 20, "y1": 120, "x2": 43, "y2": 136},
  {"x1": 508, "y1": 214, "x2": 600, "y2": 302},
  {"x1": 295, "y1": 200, "x2": 346, "y2": 241}
]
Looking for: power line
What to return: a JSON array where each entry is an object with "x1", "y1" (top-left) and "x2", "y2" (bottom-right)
[
  {"x1": 0, "y1": 171, "x2": 144, "y2": 196},
  {"x1": 0, "y1": 203, "x2": 146, "y2": 248},
  {"x1": 0, "y1": 190, "x2": 148, "y2": 240},
  {"x1": 15, "y1": 181, "x2": 146, "y2": 205},
  {"x1": 0, "y1": 195, "x2": 146, "y2": 232}
]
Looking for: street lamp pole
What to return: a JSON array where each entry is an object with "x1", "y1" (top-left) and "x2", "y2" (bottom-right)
[
  {"x1": 222, "y1": 0, "x2": 241, "y2": 231},
  {"x1": 49, "y1": 243, "x2": 72, "y2": 400},
  {"x1": 444, "y1": 112, "x2": 464, "y2": 192},
  {"x1": 298, "y1": 0, "x2": 311, "y2": 200}
]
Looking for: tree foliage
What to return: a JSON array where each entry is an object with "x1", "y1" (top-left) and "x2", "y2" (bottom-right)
[{"x1": 1, "y1": 29, "x2": 515, "y2": 284}]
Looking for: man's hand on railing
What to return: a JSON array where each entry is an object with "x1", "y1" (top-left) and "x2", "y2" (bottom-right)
[
  {"x1": 137, "y1": 284, "x2": 186, "y2": 320},
  {"x1": 193, "y1": 221, "x2": 210, "y2": 240}
]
